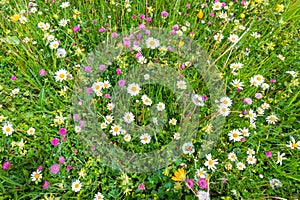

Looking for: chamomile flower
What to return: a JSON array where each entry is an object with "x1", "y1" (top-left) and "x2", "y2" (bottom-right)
[
  {"x1": 213, "y1": 32, "x2": 224, "y2": 42},
  {"x1": 49, "y1": 40, "x2": 59, "y2": 49},
  {"x1": 246, "y1": 148, "x2": 255, "y2": 155},
  {"x1": 75, "y1": 126, "x2": 81, "y2": 133},
  {"x1": 247, "y1": 109, "x2": 257, "y2": 121},
  {"x1": 140, "y1": 133, "x2": 151, "y2": 144},
  {"x1": 38, "y1": 22, "x2": 45, "y2": 29},
  {"x1": 194, "y1": 168, "x2": 207, "y2": 179},
  {"x1": 31, "y1": 170, "x2": 42, "y2": 181},
  {"x1": 204, "y1": 154, "x2": 218, "y2": 171},
  {"x1": 92, "y1": 82, "x2": 104, "y2": 93},
  {"x1": 100, "y1": 123, "x2": 107, "y2": 129},
  {"x1": 141, "y1": 95, "x2": 152, "y2": 106},
  {"x1": 236, "y1": 162, "x2": 246, "y2": 170},
  {"x1": 55, "y1": 48, "x2": 67, "y2": 58},
  {"x1": 286, "y1": 71, "x2": 297, "y2": 78},
  {"x1": 54, "y1": 69, "x2": 68, "y2": 82},
  {"x1": 240, "y1": 127, "x2": 250, "y2": 137},
  {"x1": 212, "y1": 2, "x2": 222, "y2": 10},
  {"x1": 169, "y1": 118, "x2": 177, "y2": 125},
  {"x1": 145, "y1": 37, "x2": 160, "y2": 49},
  {"x1": 250, "y1": 77, "x2": 260, "y2": 87},
  {"x1": 123, "y1": 112, "x2": 135, "y2": 124},
  {"x1": 229, "y1": 63, "x2": 243, "y2": 71},
  {"x1": 138, "y1": 56, "x2": 147, "y2": 64},
  {"x1": 228, "y1": 129, "x2": 242, "y2": 142},
  {"x1": 220, "y1": 97, "x2": 232, "y2": 107},
  {"x1": 253, "y1": 75, "x2": 264, "y2": 85},
  {"x1": 71, "y1": 180, "x2": 82, "y2": 192},
  {"x1": 173, "y1": 132, "x2": 180, "y2": 140},
  {"x1": 27, "y1": 127, "x2": 35, "y2": 135},
  {"x1": 286, "y1": 136, "x2": 300, "y2": 150},
  {"x1": 228, "y1": 152, "x2": 237, "y2": 162},
  {"x1": 58, "y1": 19, "x2": 69, "y2": 27},
  {"x1": 218, "y1": 104, "x2": 230, "y2": 116},
  {"x1": 94, "y1": 192, "x2": 105, "y2": 200},
  {"x1": 247, "y1": 155, "x2": 257, "y2": 165},
  {"x1": 156, "y1": 102, "x2": 165, "y2": 111},
  {"x1": 60, "y1": 2, "x2": 70, "y2": 9},
  {"x1": 103, "y1": 80, "x2": 111, "y2": 89},
  {"x1": 276, "y1": 152, "x2": 286, "y2": 165},
  {"x1": 123, "y1": 134, "x2": 131, "y2": 142},
  {"x1": 261, "y1": 102, "x2": 270, "y2": 110},
  {"x1": 257, "y1": 107, "x2": 264, "y2": 115},
  {"x1": 127, "y1": 83, "x2": 141, "y2": 96},
  {"x1": 105, "y1": 115, "x2": 113, "y2": 124},
  {"x1": 231, "y1": 79, "x2": 244, "y2": 90},
  {"x1": 176, "y1": 80, "x2": 187, "y2": 90},
  {"x1": 107, "y1": 103, "x2": 115, "y2": 110},
  {"x1": 261, "y1": 83, "x2": 269, "y2": 90},
  {"x1": 110, "y1": 124, "x2": 122, "y2": 136},
  {"x1": 182, "y1": 142, "x2": 195, "y2": 155},
  {"x1": 2, "y1": 122, "x2": 14, "y2": 136},
  {"x1": 266, "y1": 115, "x2": 278, "y2": 124},
  {"x1": 251, "y1": 32, "x2": 261, "y2": 38},
  {"x1": 228, "y1": 34, "x2": 239, "y2": 43}
]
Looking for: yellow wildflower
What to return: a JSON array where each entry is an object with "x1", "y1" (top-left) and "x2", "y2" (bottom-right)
[
  {"x1": 275, "y1": 4, "x2": 284, "y2": 13},
  {"x1": 11, "y1": 14, "x2": 21, "y2": 22},
  {"x1": 197, "y1": 9, "x2": 204, "y2": 19},
  {"x1": 171, "y1": 168, "x2": 186, "y2": 182}
]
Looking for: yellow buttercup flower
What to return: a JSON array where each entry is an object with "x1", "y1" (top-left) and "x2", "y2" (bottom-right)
[
  {"x1": 197, "y1": 9, "x2": 204, "y2": 19},
  {"x1": 11, "y1": 14, "x2": 21, "y2": 22},
  {"x1": 171, "y1": 168, "x2": 186, "y2": 182}
]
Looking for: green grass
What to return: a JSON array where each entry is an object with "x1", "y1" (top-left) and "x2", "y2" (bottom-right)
[{"x1": 0, "y1": 0, "x2": 299, "y2": 199}]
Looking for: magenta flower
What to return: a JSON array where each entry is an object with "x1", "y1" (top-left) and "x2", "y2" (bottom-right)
[
  {"x1": 112, "y1": 32, "x2": 118, "y2": 38},
  {"x1": 209, "y1": 13, "x2": 215, "y2": 17},
  {"x1": 51, "y1": 138, "x2": 60, "y2": 146},
  {"x1": 139, "y1": 14, "x2": 145, "y2": 20},
  {"x1": 242, "y1": 98, "x2": 252, "y2": 105},
  {"x1": 37, "y1": 166, "x2": 43, "y2": 171},
  {"x1": 93, "y1": 20, "x2": 97, "y2": 24},
  {"x1": 2, "y1": 161, "x2": 11, "y2": 170},
  {"x1": 99, "y1": 64, "x2": 106, "y2": 71},
  {"x1": 186, "y1": 179, "x2": 194, "y2": 189},
  {"x1": 198, "y1": 178, "x2": 208, "y2": 189},
  {"x1": 73, "y1": 149, "x2": 78, "y2": 154},
  {"x1": 265, "y1": 151, "x2": 272, "y2": 158},
  {"x1": 11, "y1": 75, "x2": 17, "y2": 81},
  {"x1": 172, "y1": 24, "x2": 179, "y2": 30},
  {"x1": 104, "y1": 94, "x2": 111, "y2": 98},
  {"x1": 50, "y1": 163, "x2": 60, "y2": 174},
  {"x1": 43, "y1": 180, "x2": 50, "y2": 189},
  {"x1": 146, "y1": 17, "x2": 152, "y2": 22},
  {"x1": 59, "y1": 128, "x2": 67, "y2": 136},
  {"x1": 132, "y1": 14, "x2": 136, "y2": 19},
  {"x1": 138, "y1": 183, "x2": 146, "y2": 190},
  {"x1": 58, "y1": 157, "x2": 65, "y2": 164},
  {"x1": 39, "y1": 69, "x2": 46, "y2": 76},
  {"x1": 116, "y1": 68, "x2": 121, "y2": 75},
  {"x1": 186, "y1": 3, "x2": 191, "y2": 8},
  {"x1": 170, "y1": 30, "x2": 176, "y2": 35},
  {"x1": 118, "y1": 80, "x2": 126, "y2": 87},
  {"x1": 255, "y1": 93, "x2": 263, "y2": 99},
  {"x1": 270, "y1": 79, "x2": 276, "y2": 83},
  {"x1": 79, "y1": 120, "x2": 85, "y2": 127},
  {"x1": 73, "y1": 25, "x2": 80, "y2": 33},
  {"x1": 99, "y1": 27, "x2": 105, "y2": 33},
  {"x1": 86, "y1": 87, "x2": 92, "y2": 94},
  {"x1": 145, "y1": 30, "x2": 151, "y2": 35},
  {"x1": 73, "y1": 114, "x2": 79, "y2": 121},
  {"x1": 203, "y1": 95, "x2": 208, "y2": 100},
  {"x1": 66, "y1": 165, "x2": 72, "y2": 171},
  {"x1": 138, "y1": 24, "x2": 146, "y2": 30},
  {"x1": 161, "y1": 11, "x2": 168, "y2": 18},
  {"x1": 85, "y1": 66, "x2": 92, "y2": 73}
]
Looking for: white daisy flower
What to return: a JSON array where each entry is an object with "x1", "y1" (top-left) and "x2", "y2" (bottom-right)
[
  {"x1": 220, "y1": 97, "x2": 232, "y2": 107},
  {"x1": 246, "y1": 148, "x2": 255, "y2": 155},
  {"x1": 276, "y1": 152, "x2": 286, "y2": 165},
  {"x1": 105, "y1": 115, "x2": 114, "y2": 124},
  {"x1": 213, "y1": 32, "x2": 224, "y2": 42},
  {"x1": 212, "y1": 2, "x2": 222, "y2": 10},
  {"x1": 141, "y1": 95, "x2": 152, "y2": 106},
  {"x1": 286, "y1": 136, "x2": 300, "y2": 150},
  {"x1": 127, "y1": 83, "x2": 141, "y2": 96},
  {"x1": 140, "y1": 133, "x2": 151, "y2": 144},
  {"x1": 92, "y1": 82, "x2": 104, "y2": 93},
  {"x1": 156, "y1": 102, "x2": 165, "y2": 111},
  {"x1": 58, "y1": 18, "x2": 69, "y2": 27},
  {"x1": 55, "y1": 48, "x2": 67, "y2": 58},
  {"x1": 123, "y1": 112, "x2": 135, "y2": 124},
  {"x1": 173, "y1": 132, "x2": 180, "y2": 140},
  {"x1": 228, "y1": 34, "x2": 239, "y2": 43},
  {"x1": 231, "y1": 79, "x2": 244, "y2": 90},
  {"x1": 100, "y1": 123, "x2": 107, "y2": 129},
  {"x1": 236, "y1": 162, "x2": 246, "y2": 170},
  {"x1": 54, "y1": 69, "x2": 68, "y2": 82},
  {"x1": 204, "y1": 153, "x2": 219, "y2": 171},
  {"x1": 27, "y1": 127, "x2": 35, "y2": 135},
  {"x1": 72, "y1": 180, "x2": 82, "y2": 192},
  {"x1": 123, "y1": 134, "x2": 131, "y2": 142},
  {"x1": 94, "y1": 192, "x2": 105, "y2": 200},
  {"x1": 169, "y1": 118, "x2": 177, "y2": 125},
  {"x1": 228, "y1": 129, "x2": 242, "y2": 142},
  {"x1": 107, "y1": 103, "x2": 115, "y2": 110},
  {"x1": 110, "y1": 124, "x2": 122, "y2": 136},
  {"x1": 247, "y1": 155, "x2": 257, "y2": 165},
  {"x1": 176, "y1": 80, "x2": 187, "y2": 90},
  {"x1": 60, "y1": 2, "x2": 70, "y2": 9},
  {"x1": 2, "y1": 122, "x2": 14, "y2": 136},
  {"x1": 31, "y1": 170, "x2": 42, "y2": 181},
  {"x1": 49, "y1": 40, "x2": 60, "y2": 49},
  {"x1": 145, "y1": 37, "x2": 160, "y2": 49},
  {"x1": 218, "y1": 104, "x2": 230, "y2": 116},
  {"x1": 103, "y1": 80, "x2": 111, "y2": 89},
  {"x1": 228, "y1": 152, "x2": 237, "y2": 162},
  {"x1": 266, "y1": 115, "x2": 278, "y2": 124},
  {"x1": 194, "y1": 168, "x2": 207, "y2": 179}
]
